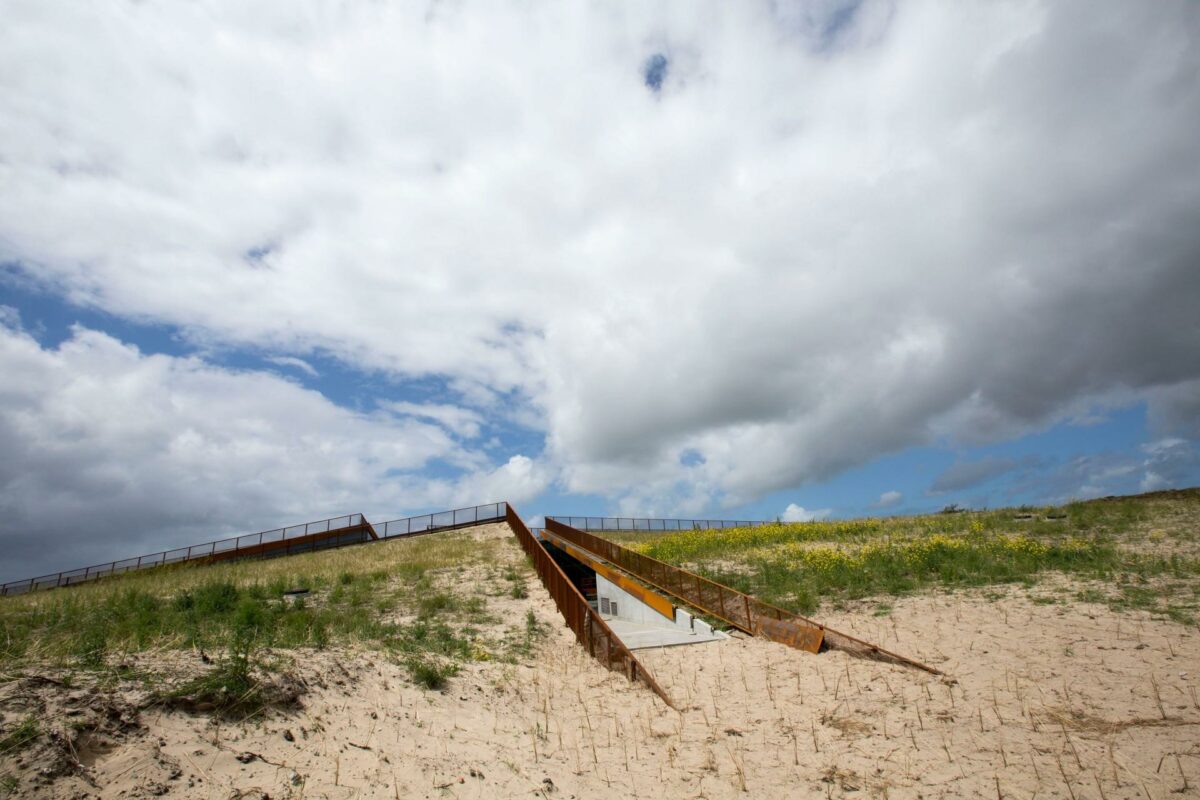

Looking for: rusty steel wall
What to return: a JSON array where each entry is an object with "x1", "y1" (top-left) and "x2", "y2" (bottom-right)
[
  {"x1": 505, "y1": 506, "x2": 676, "y2": 708},
  {"x1": 544, "y1": 518, "x2": 941, "y2": 674},
  {"x1": 545, "y1": 517, "x2": 777, "y2": 634}
]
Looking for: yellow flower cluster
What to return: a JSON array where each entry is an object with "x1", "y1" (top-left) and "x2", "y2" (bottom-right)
[
  {"x1": 1054, "y1": 536, "x2": 1095, "y2": 555},
  {"x1": 986, "y1": 534, "x2": 1049, "y2": 558},
  {"x1": 633, "y1": 518, "x2": 892, "y2": 561},
  {"x1": 768, "y1": 533, "x2": 1056, "y2": 575},
  {"x1": 631, "y1": 516, "x2": 1092, "y2": 574},
  {"x1": 786, "y1": 546, "x2": 862, "y2": 573}
]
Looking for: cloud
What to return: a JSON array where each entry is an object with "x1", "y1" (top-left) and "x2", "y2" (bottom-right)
[
  {"x1": 384, "y1": 401, "x2": 485, "y2": 439},
  {"x1": 1005, "y1": 441, "x2": 1198, "y2": 505},
  {"x1": 874, "y1": 490, "x2": 903, "y2": 508},
  {"x1": 1139, "y1": 438, "x2": 1198, "y2": 494},
  {"x1": 456, "y1": 455, "x2": 550, "y2": 509},
  {"x1": 0, "y1": 1, "x2": 1198, "y2": 520},
  {"x1": 1140, "y1": 471, "x2": 1167, "y2": 493},
  {"x1": 265, "y1": 355, "x2": 319, "y2": 378},
  {"x1": 1147, "y1": 381, "x2": 1200, "y2": 440},
  {"x1": 781, "y1": 503, "x2": 832, "y2": 523},
  {"x1": 0, "y1": 321, "x2": 544, "y2": 582},
  {"x1": 930, "y1": 457, "x2": 1020, "y2": 494}
]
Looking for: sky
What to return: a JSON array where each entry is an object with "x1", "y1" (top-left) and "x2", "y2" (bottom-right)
[{"x1": 2, "y1": 0, "x2": 1199, "y2": 582}]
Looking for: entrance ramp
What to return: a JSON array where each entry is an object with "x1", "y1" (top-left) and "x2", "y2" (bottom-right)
[
  {"x1": 544, "y1": 518, "x2": 941, "y2": 674},
  {"x1": 605, "y1": 618, "x2": 726, "y2": 650},
  {"x1": 592, "y1": 573, "x2": 728, "y2": 650},
  {"x1": 505, "y1": 505, "x2": 677, "y2": 708}
]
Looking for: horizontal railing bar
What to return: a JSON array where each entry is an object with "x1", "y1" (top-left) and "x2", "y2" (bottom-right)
[
  {"x1": 546, "y1": 515, "x2": 771, "y2": 532},
  {"x1": 2, "y1": 503, "x2": 507, "y2": 596}
]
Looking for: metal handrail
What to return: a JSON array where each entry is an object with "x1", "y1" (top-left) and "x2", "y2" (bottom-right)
[
  {"x1": 1, "y1": 501, "x2": 510, "y2": 596},
  {"x1": 1, "y1": 506, "x2": 768, "y2": 597},
  {"x1": 377, "y1": 502, "x2": 507, "y2": 539},
  {"x1": 546, "y1": 515, "x2": 770, "y2": 532},
  {"x1": 0, "y1": 512, "x2": 365, "y2": 596}
]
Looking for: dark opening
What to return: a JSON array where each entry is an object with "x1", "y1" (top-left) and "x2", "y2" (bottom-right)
[{"x1": 542, "y1": 541, "x2": 598, "y2": 608}]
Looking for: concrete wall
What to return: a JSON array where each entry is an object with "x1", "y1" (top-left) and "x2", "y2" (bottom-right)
[{"x1": 595, "y1": 574, "x2": 718, "y2": 637}]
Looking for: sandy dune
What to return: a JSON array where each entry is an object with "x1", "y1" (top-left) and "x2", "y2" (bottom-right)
[{"x1": 2, "y1": 529, "x2": 1198, "y2": 799}]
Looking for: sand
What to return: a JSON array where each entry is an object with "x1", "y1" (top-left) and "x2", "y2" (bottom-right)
[{"x1": 2, "y1": 532, "x2": 1198, "y2": 799}]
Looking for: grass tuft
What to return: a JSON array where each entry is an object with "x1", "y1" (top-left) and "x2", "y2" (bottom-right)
[
  {"x1": 404, "y1": 655, "x2": 459, "y2": 690},
  {"x1": 0, "y1": 716, "x2": 39, "y2": 756}
]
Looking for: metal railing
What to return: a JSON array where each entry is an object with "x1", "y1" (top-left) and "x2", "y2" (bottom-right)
[
  {"x1": 1, "y1": 502, "x2": 510, "y2": 597},
  {"x1": 506, "y1": 505, "x2": 675, "y2": 708},
  {"x1": 546, "y1": 515, "x2": 770, "y2": 532},
  {"x1": 1, "y1": 513, "x2": 367, "y2": 596},
  {"x1": 377, "y1": 502, "x2": 507, "y2": 538},
  {"x1": 546, "y1": 518, "x2": 770, "y2": 633}
]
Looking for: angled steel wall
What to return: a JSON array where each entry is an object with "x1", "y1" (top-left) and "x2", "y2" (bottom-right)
[
  {"x1": 544, "y1": 518, "x2": 941, "y2": 674},
  {"x1": 506, "y1": 505, "x2": 675, "y2": 708}
]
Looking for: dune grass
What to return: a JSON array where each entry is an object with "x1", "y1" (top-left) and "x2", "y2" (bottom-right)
[
  {"x1": 607, "y1": 492, "x2": 1200, "y2": 622},
  {"x1": 0, "y1": 525, "x2": 542, "y2": 692}
]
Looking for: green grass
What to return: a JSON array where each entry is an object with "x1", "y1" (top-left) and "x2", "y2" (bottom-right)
[
  {"x1": 607, "y1": 490, "x2": 1200, "y2": 620},
  {"x1": 404, "y1": 655, "x2": 459, "y2": 691},
  {"x1": 505, "y1": 609, "x2": 548, "y2": 661},
  {"x1": 0, "y1": 527, "x2": 535, "y2": 693},
  {"x1": 0, "y1": 716, "x2": 39, "y2": 757}
]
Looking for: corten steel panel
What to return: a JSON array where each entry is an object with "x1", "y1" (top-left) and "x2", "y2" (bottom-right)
[
  {"x1": 544, "y1": 518, "x2": 942, "y2": 674},
  {"x1": 505, "y1": 505, "x2": 675, "y2": 709},
  {"x1": 540, "y1": 530, "x2": 676, "y2": 621},
  {"x1": 201, "y1": 522, "x2": 377, "y2": 563}
]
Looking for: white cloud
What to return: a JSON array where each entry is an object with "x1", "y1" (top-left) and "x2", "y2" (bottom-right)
[
  {"x1": 781, "y1": 504, "x2": 832, "y2": 523},
  {"x1": 265, "y1": 355, "x2": 319, "y2": 378},
  {"x1": 455, "y1": 455, "x2": 550, "y2": 509},
  {"x1": 876, "y1": 490, "x2": 902, "y2": 508},
  {"x1": 1140, "y1": 472, "x2": 1167, "y2": 493},
  {"x1": 385, "y1": 401, "x2": 485, "y2": 439},
  {"x1": 0, "y1": 321, "x2": 544, "y2": 581},
  {"x1": 0, "y1": 1, "x2": 1198, "y2": 523},
  {"x1": 1142, "y1": 438, "x2": 1187, "y2": 456}
]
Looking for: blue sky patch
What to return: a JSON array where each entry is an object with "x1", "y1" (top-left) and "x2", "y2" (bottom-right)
[{"x1": 643, "y1": 53, "x2": 668, "y2": 92}]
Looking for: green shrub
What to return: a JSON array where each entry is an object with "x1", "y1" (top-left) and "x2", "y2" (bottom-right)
[{"x1": 405, "y1": 655, "x2": 458, "y2": 690}]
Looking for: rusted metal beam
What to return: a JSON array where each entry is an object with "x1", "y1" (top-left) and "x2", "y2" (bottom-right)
[
  {"x1": 202, "y1": 521, "x2": 377, "y2": 563},
  {"x1": 544, "y1": 518, "x2": 942, "y2": 674},
  {"x1": 505, "y1": 505, "x2": 676, "y2": 709},
  {"x1": 540, "y1": 529, "x2": 676, "y2": 621}
]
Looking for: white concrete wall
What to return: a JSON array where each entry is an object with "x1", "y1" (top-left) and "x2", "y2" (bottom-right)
[
  {"x1": 595, "y1": 574, "x2": 718, "y2": 637},
  {"x1": 596, "y1": 574, "x2": 670, "y2": 625}
]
